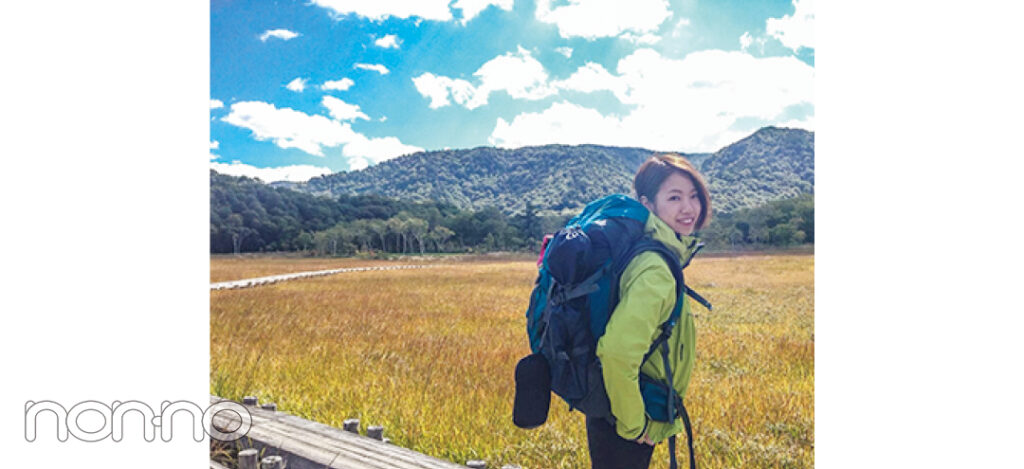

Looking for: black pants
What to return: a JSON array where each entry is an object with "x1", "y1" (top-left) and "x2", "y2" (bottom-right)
[{"x1": 586, "y1": 416, "x2": 655, "y2": 469}]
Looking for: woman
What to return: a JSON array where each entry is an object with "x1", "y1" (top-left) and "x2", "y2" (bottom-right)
[{"x1": 589, "y1": 153, "x2": 712, "y2": 468}]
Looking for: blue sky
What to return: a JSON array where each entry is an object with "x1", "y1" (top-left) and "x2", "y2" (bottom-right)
[{"x1": 210, "y1": 0, "x2": 814, "y2": 182}]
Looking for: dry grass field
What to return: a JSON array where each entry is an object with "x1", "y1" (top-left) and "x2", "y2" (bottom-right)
[{"x1": 210, "y1": 254, "x2": 813, "y2": 468}]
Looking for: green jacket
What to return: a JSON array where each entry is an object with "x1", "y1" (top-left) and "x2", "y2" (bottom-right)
[{"x1": 595, "y1": 213, "x2": 700, "y2": 443}]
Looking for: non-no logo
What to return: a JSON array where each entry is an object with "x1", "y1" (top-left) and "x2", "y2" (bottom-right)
[{"x1": 24, "y1": 400, "x2": 252, "y2": 442}]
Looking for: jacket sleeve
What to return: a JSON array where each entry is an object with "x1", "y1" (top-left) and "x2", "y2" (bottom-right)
[{"x1": 595, "y1": 253, "x2": 676, "y2": 440}]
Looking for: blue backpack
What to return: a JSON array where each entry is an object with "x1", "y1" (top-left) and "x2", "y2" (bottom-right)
[{"x1": 523, "y1": 194, "x2": 711, "y2": 469}]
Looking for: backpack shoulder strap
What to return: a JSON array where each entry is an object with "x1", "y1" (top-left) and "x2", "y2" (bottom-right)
[
  {"x1": 683, "y1": 284, "x2": 712, "y2": 311},
  {"x1": 611, "y1": 238, "x2": 685, "y2": 360}
]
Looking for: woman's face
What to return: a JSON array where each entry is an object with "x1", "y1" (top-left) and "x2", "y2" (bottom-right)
[{"x1": 642, "y1": 171, "x2": 702, "y2": 236}]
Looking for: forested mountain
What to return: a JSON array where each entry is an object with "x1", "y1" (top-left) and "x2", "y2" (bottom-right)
[
  {"x1": 279, "y1": 126, "x2": 812, "y2": 215},
  {"x1": 282, "y1": 147, "x2": 711, "y2": 214},
  {"x1": 213, "y1": 126, "x2": 814, "y2": 253},
  {"x1": 702, "y1": 126, "x2": 815, "y2": 212}
]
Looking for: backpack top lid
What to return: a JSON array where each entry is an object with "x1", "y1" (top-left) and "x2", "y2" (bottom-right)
[
  {"x1": 542, "y1": 195, "x2": 651, "y2": 286},
  {"x1": 543, "y1": 227, "x2": 592, "y2": 286},
  {"x1": 565, "y1": 194, "x2": 650, "y2": 229}
]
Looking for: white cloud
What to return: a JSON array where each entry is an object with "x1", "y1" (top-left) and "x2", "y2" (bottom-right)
[
  {"x1": 413, "y1": 74, "x2": 448, "y2": 108},
  {"x1": 286, "y1": 78, "x2": 307, "y2": 92},
  {"x1": 411, "y1": 72, "x2": 456, "y2": 108},
  {"x1": 416, "y1": 73, "x2": 480, "y2": 108},
  {"x1": 322, "y1": 77, "x2": 355, "y2": 91},
  {"x1": 322, "y1": 95, "x2": 370, "y2": 121},
  {"x1": 535, "y1": 0, "x2": 672, "y2": 40},
  {"x1": 619, "y1": 32, "x2": 661, "y2": 45},
  {"x1": 555, "y1": 47, "x2": 573, "y2": 58},
  {"x1": 341, "y1": 134, "x2": 421, "y2": 164},
  {"x1": 740, "y1": 32, "x2": 754, "y2": 50},
  {"x1": 412, "y1": 47, "x2": 555, "y2": 110},
  {"x1": 310, "y1": 0, "x2": 452, "y2": 21},
  {"x1": 222, "y1": 101, "x2": 356, "y2": 156},
  {"x1": 551, "y1": 62, "x2": 628, "y2": 100},
  {"x1": 672, "y1": 17, "x2": 691, "y2": 32},
  {"x1": 490, "y1": 48, "x2": 814, "y2": 152},
  {"x1": 374, "y1": 34, "x2": 401, "y2": 49},
  {"x1": 491, "y1": 101, "x2": 625, "y2": 148},
  {"x1": 348, "y1": 157, "x2": 370, "y2": 171},
  {"x1": 210, "y1": 140, "x2": 219, "y2": 150},
  {"x1": 211, "y1": 161, "x2": 333, "y2": 183},
  {"x1": 380, "y1": 116, "x2": 388, "y2": 122},
  {"x1": 221, "y1": 101, "x2": 422, "y2": 164},
  {"x1": 210, "y1": 99, "x2": 224, "y2": 109},
  {"x1": 452, "y1": 0, "x2": 514, "y2": 24},
  {"x1": 767, "y1": 0, "x2": 814, "y2": 52},
  {"x1": 259, "y1": 29, "x2": 300, "y2": 42},
  {"x1": 475, "y1": 47, "x2": 555, "y2": 100},
  {"x1": 310, "y1": 0, "x2": 512, "y2": 24},
  {"x1": 355, "y1": 63, "x2": 390, "y2": 75},
  {"x1": 740, "y1": 31, "x2": 767, "y2": 54}
]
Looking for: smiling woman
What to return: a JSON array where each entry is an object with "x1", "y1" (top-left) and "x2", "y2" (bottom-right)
[
  {"x1": 634, "y1": 154, "x2": 713, "y2": 235},
  {"x1": 516, "y1": 153, "x2": 717, "y2": 469},
  {"x1": 582, "y1": 154, "x2": 712, "y2": 469}
]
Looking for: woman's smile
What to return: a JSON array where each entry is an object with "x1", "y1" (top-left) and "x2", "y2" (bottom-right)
[{"x1": 644, "y1": 171, "x2": 702, "y2": 236}]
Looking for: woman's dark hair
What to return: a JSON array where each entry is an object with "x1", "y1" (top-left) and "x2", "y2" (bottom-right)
[{"x1": 633, "y1": 153, "x2": 713, "y2": 230}]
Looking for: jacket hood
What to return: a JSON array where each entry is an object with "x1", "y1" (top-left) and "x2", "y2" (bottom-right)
[{"x1": 645, "y1": 212, "x2": 701, "y2": 267}]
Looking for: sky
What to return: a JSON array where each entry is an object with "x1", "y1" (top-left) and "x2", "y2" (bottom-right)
[{"x1": 210, "y1": 0, "x2": 814, "y2": 182}]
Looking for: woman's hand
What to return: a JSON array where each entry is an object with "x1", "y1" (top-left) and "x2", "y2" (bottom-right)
[{"x1": 634, "y1": 432, "x2": 655, "y2": 446}]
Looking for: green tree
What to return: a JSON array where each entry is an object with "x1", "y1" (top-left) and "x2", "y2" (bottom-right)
[
  {"x1": 386, "y1": 216, "x2": 406, "y2": 253},
  {"x1": 428, "y1": 226, "x2": 455, "y2": 252},
  {"x1": 405, "y1": 217, "x2": 429, "y2": 254},
  {"x1": 367, "y1": 219, "x2": 387, "y2": 251}
]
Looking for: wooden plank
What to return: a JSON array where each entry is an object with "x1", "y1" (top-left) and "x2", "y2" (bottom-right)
[{"x1": 210, "y1": 396, "x2": 467, "y2": 469}]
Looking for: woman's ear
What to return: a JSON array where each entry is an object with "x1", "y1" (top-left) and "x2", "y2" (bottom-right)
[{"x1": 640, "y1": 195, "x2": 655, "y2": 213}]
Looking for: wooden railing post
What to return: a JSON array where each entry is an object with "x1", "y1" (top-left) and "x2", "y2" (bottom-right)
[
  {"x1": 343, "y1": 418, "x2": 360, "y2": 434},
  {"x1": 261, "y1": 455, "x2": 284, "y2": 469},
  {"x1": 367, "y1": 425, "x2": 384, "y2": 440},
  {"x1": 237, "y1": 448, "x2": 258, "y2": 469}
]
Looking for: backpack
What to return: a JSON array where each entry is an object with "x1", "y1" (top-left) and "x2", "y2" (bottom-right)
[{"x1": 522, "y1": 194, "x2": 711, "y2": 469}]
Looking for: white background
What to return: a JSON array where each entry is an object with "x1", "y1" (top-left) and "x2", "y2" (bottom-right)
[{"x1": 2, "y1": 1, "x2": 1022, "y2": 467}]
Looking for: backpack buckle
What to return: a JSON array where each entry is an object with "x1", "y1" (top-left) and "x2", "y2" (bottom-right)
[{"x1": 550, "y1": 287, "x2": 567, "y2": 305}]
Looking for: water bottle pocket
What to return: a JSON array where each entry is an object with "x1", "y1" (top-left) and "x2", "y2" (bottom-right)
[{"x1": 638, "y1": 373, "x2": 681, "y2": 422}]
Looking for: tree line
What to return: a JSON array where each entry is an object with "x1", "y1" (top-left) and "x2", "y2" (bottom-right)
[
  {"x1": 211, "y1": 171, "x2": 560, "y2": 255},
  {"x1": 212, "y1": 170, "x2": 813, "y2": 256},
  {"x1": 699, "y1": 193, "x2": 814, "y2": 250}
]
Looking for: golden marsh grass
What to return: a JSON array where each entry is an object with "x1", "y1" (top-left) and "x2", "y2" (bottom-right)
[{"x1": 210, "y1": 254, "x2": 813, "y2": 468}]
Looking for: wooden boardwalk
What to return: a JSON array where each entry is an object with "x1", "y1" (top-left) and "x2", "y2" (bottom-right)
[
  {"x1": 210, "y1": 265, "x2": 437, "y2": 291},
  {"x1": 210, "y1": 396, "x2": 469, "y2": 469}
]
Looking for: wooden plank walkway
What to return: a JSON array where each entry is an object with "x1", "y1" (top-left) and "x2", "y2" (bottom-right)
[
  {"x1": 210, "y1": 265, "x2": 437, "y2": 291},
  {"x1": 209, "y1": 396, "x2": 469, "y2": 469}
]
